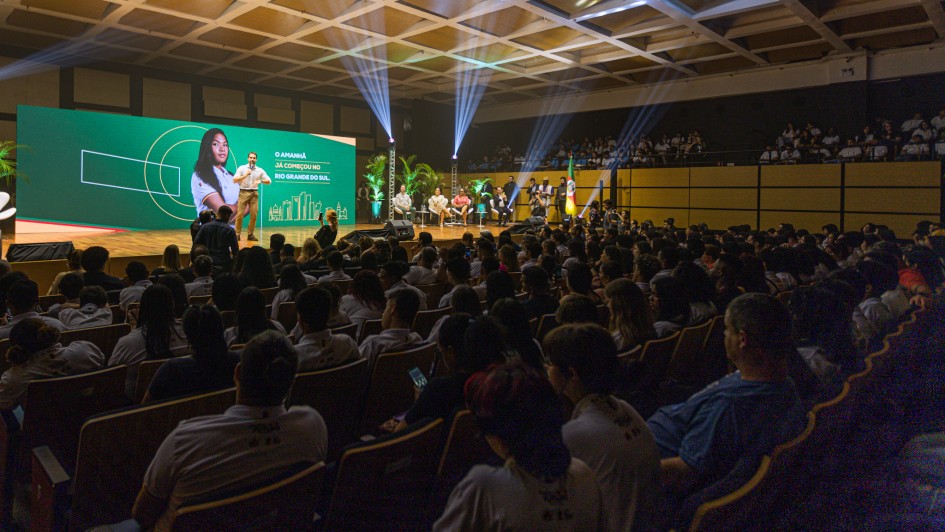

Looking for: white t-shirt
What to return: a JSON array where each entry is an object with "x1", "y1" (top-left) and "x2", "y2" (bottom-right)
[
  {"x1": 185, "y1": 276, "x2": 214, "y2": 298},
  {"x1": 142, "y1": 404, "x2": 327, "y2": 529},
  {"x1": 434, "y1": 457, "x2": 603, "y2": 531},
  {"x1": 0, "y1": 312, "x2": 66, "y2": 340},
  {"x1": 109, "y1": 325, "x2": 190, "y2": 397},
  {"x1": 403, "y1": 265, "x2": 436, "y2": 286},
  {"x1": 358, "y1": 328, "x2": 425, "y2": 366},
  {"x1": 563, "y1": 394, "x2": 661, "y2": 532},
  {"x1": 119, "y1": 280, "x2": 153, "y2": 312},
  {"x1": 338, "y1": 295, "x2": 383, "y2": 336},
  {"x1": 191, "y1": 166, "x2": 239, "y2": 213},
  {"x1": 384, "y1": 281, "x2": 428, "y2": 311},
  {"x1": 295, "y1": 330, "x2": 361, "y2": 372},
  {"x1": 58, "y1": 304, "x2": 114, "y2": 330}
]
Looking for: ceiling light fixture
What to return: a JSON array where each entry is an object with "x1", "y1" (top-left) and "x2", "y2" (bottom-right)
[{"x1": 573, "y1": 0, "x2": 646, "y2": 22}]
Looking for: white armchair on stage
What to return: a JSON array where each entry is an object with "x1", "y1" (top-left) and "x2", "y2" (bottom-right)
[{"x1": 427, "y1": 194, "x2": 448, "y2": 227}]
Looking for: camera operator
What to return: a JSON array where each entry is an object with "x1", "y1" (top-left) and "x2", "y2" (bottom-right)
[{"x1": 190, "y1": 210, "x2": 216, "y2": 242}]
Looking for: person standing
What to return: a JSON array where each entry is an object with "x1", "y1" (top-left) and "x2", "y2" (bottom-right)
[
  {"x1": 556, "y1": 176, "x2": 568, "y2": 222},
  {"x1": 232, "y1": 151, "x2": 271, "y2": 242},
  {"x1": 195, "y1": 205, "x2": 239, "y2": 272}
]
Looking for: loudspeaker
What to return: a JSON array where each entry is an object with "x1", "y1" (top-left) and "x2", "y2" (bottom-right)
[
  {"x1": 339, "y1": 229, "x2": 390, "y2": 245},
  {"x1": 385, "y1": 219, "x2": 415, "y2": 241},
  {"x1": 6, "y1": 241, "x2": 75, "y2": 262},
  {"x1": 526, "y1": 216, "x2": 545, "y2": 225}
]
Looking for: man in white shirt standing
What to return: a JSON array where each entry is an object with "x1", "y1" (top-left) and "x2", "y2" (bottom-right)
[
  {"x1": 232, "y1": 151, "x2": 272, "y2": 242},
  {"x1": 132, "y1": 331, "x2": 327, "y2": 529}
]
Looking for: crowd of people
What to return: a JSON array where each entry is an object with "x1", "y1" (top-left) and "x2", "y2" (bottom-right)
[
  {"x1": 466, "y1": 131, "x2": 709, "y2": 173},
  {"x1": 0, "y1": 211, "x2": 942, "y2": 528},
  {"x1": 761, "y1": 109, "x2": 945, "y2": 164}
]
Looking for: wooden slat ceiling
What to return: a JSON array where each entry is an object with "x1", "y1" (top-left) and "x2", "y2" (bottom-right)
[{"x1": 0, "y1": 0, "x2": 941, "y2": 106}]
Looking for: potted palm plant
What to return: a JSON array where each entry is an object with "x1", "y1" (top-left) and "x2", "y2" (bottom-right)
[
  {"x1": 467, "y1": 177, "x2": 493, "y2": 216},
  {"x1": 400, "y1": 155, "x2": 440, "y2": 207},
  {"x1": 0, "y1": 141, "x2": 23, "y2": 233},
  {"x1": 363, "y1": 153, "x2": 387, "y2": 221}
]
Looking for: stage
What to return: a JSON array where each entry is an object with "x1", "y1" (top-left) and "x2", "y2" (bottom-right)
[{"x1": 3, "y1": 220, "x2": 515, "y2": 258}]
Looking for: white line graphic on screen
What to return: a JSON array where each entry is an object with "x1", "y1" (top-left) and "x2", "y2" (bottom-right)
[
  {"x1": 81, "y1": 150, "x2": 181, "y2": 196},
  {"x1": 268, "y1": 191, "x2": 323, "y2": 222}
]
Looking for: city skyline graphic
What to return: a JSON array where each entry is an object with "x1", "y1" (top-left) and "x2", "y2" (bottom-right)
[{"x1": 268, "y1": 191, "x2": 348, "y2": 222}]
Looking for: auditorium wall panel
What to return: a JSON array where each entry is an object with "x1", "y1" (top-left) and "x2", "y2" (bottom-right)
[
  {"x1": 632, "y1": 168, "x2": 689, "y2": 187},
  {"x1": 690, "y1": 166, "x2": 756, "y2": 187},
  {"x1": 299, "y1": 100, "x2": 334, "y2": 135},
  {"x1": 616, "y1": 169, "x2": 631, "y2": 188},
  {"x1": 631, "y1": 188, "x2": 690, "y2": 208},
  {"x1": 690, "y1": 209, "x2": 756, "y2": 229},
  {"x1": 0, "y1": 57, "x2": 59, "y2": 114},
  {"x1": 142, "y1": 78, "x2": 190, "y2": 121},
  {"x1": 844, "y1": 161, "x2": 940, "y2": 187},
  {"x1": 760, "y1": 188, "x2": 841, "y2": 212},
  {"x1": 690, "y1": 188, "x2": 757, "y2": 210},
  {"x1": 202, "y1": 86, "x2": 246, "y2": 120},
  {"x1": 844, "y1": 188, "x2": 939, "y2": 215},
  {"x1": 759, "y1": 211, "x2": 840, "y2": 232},
  {"x1": 760, "y1": 164, "x2": 841, "y2": 187},
  {"x1": 74, "y1": 68, "x2": 129, "y2": 108}
]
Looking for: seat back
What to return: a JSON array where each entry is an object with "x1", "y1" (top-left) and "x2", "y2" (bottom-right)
[
  {"x1": 359, "y1": 343, "x2": 437, "y2": 435},
  {"x1": 436, "y1": 410, "x2": 492, "y2": 493},
  {"x1": 134, "y1": 359, "x2": 169, "y2": 403},
  {"x1": 259, "y1": 286, "x2": 281, "y2": 304},
  {"x1": 332, "y1": 279, "x2": 353, "y2": 294},
  {"x1": 666, "y1": 319, "x2": 714, "y2": 385},
  {"x1": 331, "y1": 322, "x2": 357, "y2": 340},
  {"x1": 323, "y1": 418, "x2": 445, "y2": 530},
  {"x1": 358, "y1": 319, "x2": 384, "y2": 344},
  {"x1": 596, "y1": 304, "x2": 610, "y2": 327},
  {"x1": 170, "y1": 462, "x2": 326, "y2": 530},
  {"x1": 219, "y1": 310, "x2": 236, "y2": 328},
  {"x1": 187, "y1": 294, "x2": 212, "y2": 305},
  {"x1": 412, "y1": 306, "x2": 451, "y2": 339},
  {"x1": 637, "y1": 332, "x2": 681, "y2": 390},
  {"x1": 616, "y1": 344, "x2": 642, "y2": 365},
  {"x1": 534, "y1": 313, "x2": 559, "y2": 342},
  {"x1": 414, "y1": 283, "x2": 445, "y2": 309},
  {"x1": 275, "y1": 301, "x2": 297, "y2": 332},
  {"x1": 69, "y1": 388, "x2": 237, "y2": 529},
  {"x1": 38, "y1": 294, "x2": 66, "y2": 312},
  {"x1": 18, "y1": 366, "x2": 129, "y2": 478},
  {"x1": 775, "y1": 290, "x2": 793, "y2": 305},
  {"x1": 60, "y1": 323, "x2": 132, "y2": 364},
  {"x1": 287, "y1": 359, "x2": 370, "y2": 461}
]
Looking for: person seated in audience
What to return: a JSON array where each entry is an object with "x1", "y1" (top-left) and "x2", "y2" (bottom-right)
[
  {"x1": 646, "y1": 293, "x2": 804, "y2": 498},
  {"x1": 321, "y1": 283, "x2": 351, "y2": 329},
  {"x1": 826, "y1": 269, "x2": 875, "y2": 348},
  {"x1": 779, "y1": 145, "x2": 801, "y2": 164},
  {"x1": 484, "y1": 271, "x2": 516, "y2": 311},
  {"x1": 434, "y1": 363, "x2": 603, "y2": 530},
  {"x1": 267, "y1": 233, "x2": 286, "y2": 265},
  {"x1": 339, "y1": 271, "x2": 386, "y2": 337},
  {"x1": 566, "y1": 262, "x2": 604, "y2": 305},
  {"x1": 490, "y1": 299, "x2": 545, "y2": 372},
  {"x1": 788, "y1": 287, "x2": 853, "y2": 384},
  {"x1": 144, "y1": 305, "x2": 239, "y2": 402},
  {"x1": 317, "y1": 250, "x2": 353, "y2": 285},
  {"x1": 855, "y1": 260, "x2": 899, "y2": 338},
  {"x1": 473, "y1": 257, "x2": 501, "y2": 300},
  {"x1": 901, "y1": 245, "x2": 945, "y2": 297},
  {"x1": 209, "y1": 273, "x2": 241, "y2": 312},
  {"x1": 935, "y1": 130, "x2": 945, "y2": 160},
  {"x1": 633, "y1": 254, "x2": 661, "y2": 299},
  {"x1": 184, "y1": 255, "x2": 214, "y2": 298},
  {"x1": 359, "y1": 289, "x2": 425, "y2": 366},
  {"x1": 427, "y1": 285, "x2": 481, "y2": 345},
  {"x1": 901, "y1": 112, "x2": 924, "y2": 133},
  {"x1": 439, "y1": 258, "x2": 472, "y2": 308},
  {"x1": 605, "y1": 278, "x2": 656, "y2": 351},
  {"x1": 387, "y1": 314, "x2": 506, "y2": 433},
  {"x1": 545, "y1": 323, "x2": 661, "y2": 531},
  {"x1": 225, "y1": 287, "x2": 286, "y2": 346},
  {"x1": 897, "y1": 134, "x2": 930, "y2": 161},
  {"x1": 81, "y1": 245, "x2": 124, "y2": 292},
  {"x1": 650, "y1": 276, "x2": 690, "y2": 338},
  {"x1": 913, "y1": 120, "x2": 934, "y2": 142},
  {"x1": 236, "y1": 246, "x2": 277, "y2": 290},
  {"x1": 596, "y1": 261, "x2": 623, "y2": 295},
  {"x1": 555, "y1": 294, "x2": 600, "y2": 326},
  {"x1": 133, "y1": 330, "x2": 326, "y2": 529},
  {"x1": 152, "y1": 244, "x2": 183, "y2": 278},
  {"x1": 298, "y1": 238, "x2": 323, "y2": 272},
  {"x1": 0, "y1": 319, "x2": 95, "y2": 409},
  {"x1": 837, "y1": 138, "x2": 863, "y2": 162},
  {"x1": 672, "y1": 262, "x2": 719, "y2": 325},
  {"x1": 47, "y1": 248, "x2": 83, "y2": 295},
  {"x1": 274, "y1": 243, "x2": 299, "y2": 274},
  {"x1": 268, "y1": 265, "x2": 307, "y2": 322},
  {"x1": 404, "y1": 246, "x2": 437, "y2": 285},
  {"x1": 177, "y1": 245, "x2": 211, "y2": 283},
  {"x1": 0, "y1": 280, "x2": 66, "y2": 340},
  {"x1": 292, "y1": 286, "x2": 360, "y2": 372},
  {"x1": 158, "y1": 274, "x2": 189, "y2": 319},
  {"x1": 46, "y1": 272, "x2": 83, "y2": 320},
  {"x1": 58, "y1": 285, "x2": 113, "y2": 330},
  {"x1": 119, "y1": 261, "x2": 153, "y2": 313},
  {"x1": 380, "y1": 261, "x2": 428, "y2": 311},
  {"x1": 109, "y1": 285, "x2": 190, "y2": 397},
  {"x1": 709, "y1": 254, "x2": 744, "y2": 313}
]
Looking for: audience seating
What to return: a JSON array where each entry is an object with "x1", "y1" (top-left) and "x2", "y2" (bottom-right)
[
  {"x1": 275, "y1": 301, "x2": 297, "y2": 332},
  {"x1": 596, "y1": 304, "x2": 610, "y2": 327},
  {"x1": 259, "y1": 287, "x2": 281, "y2": 305},
  {"x1": 0, "y1": 366, "x2": 128, "y2": 517},
  {"x1": 37, "y1": 294, "x2": 65, "y2": 312},
  {"x1": 169, "y1": 461, "x2": 326, "y2": 530},
  {"x1": 665, "y1": 318, "x2": 715, "y2": 386},
  {"x1": 412, "y1": 307, "x2": 451, "y2": 339},
  {"x1": 616, "y1": 344, "x2": 642, "y2": 362},
  {"x1": 31, "y1": 388, "x2": 237, "y2": 529},
  {"x1": 358, "y1": 343, "x2": 437, "y2": 436},
  {"x1": 414, "y1": 283, "x2": 445, "y2": 309},
  {"x1": 134, "y1": 358, "x2": 169, "y2": 403},
  {"x1": 287, "y1": 359, "x2": 370, "y2": 461},
  {"x1": 320, "y1": 418, "x2": 445, "y2": 530},
  {"x1": 358, "y1": 319, "x2": 384, "y2": 344},
  {"x1": 219, "y1": 310, "x2": 236, "y2": 328},
  {"x1": 332, "y1": 279, "x2": 353, "y2": 294},
  {"x1": 59, "y1": 323, "x2": 132, "y2": 364},
  {"x1": 434, "y1": 409, "x2": 493, "y2": 497},
  {"x1": 330, "y1": 322, "x2": 357, "y2": 339},
  {"x1": 188, "y1": 294, "x2": 212, "y2": 305}
]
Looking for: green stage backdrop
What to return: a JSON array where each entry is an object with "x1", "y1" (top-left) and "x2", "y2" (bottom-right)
[{"x1": 16, "y1": 106, "x2": 355, "y2": 230}]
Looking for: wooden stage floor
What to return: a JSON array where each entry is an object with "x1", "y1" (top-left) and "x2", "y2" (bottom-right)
[{"x1": 3, "y1": 221, "x2": 501, "y2": 258}]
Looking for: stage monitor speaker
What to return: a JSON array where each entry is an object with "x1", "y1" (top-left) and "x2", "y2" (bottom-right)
[
  {"x1": 385, "y1": 219, "x2": 415, "y2": 241},
  {"x1": 6, "y1": 241, "x2": 75, "y2": 262},
  {"x1": 507, "y1": 217, "x2": 545, "y2": 234}
]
